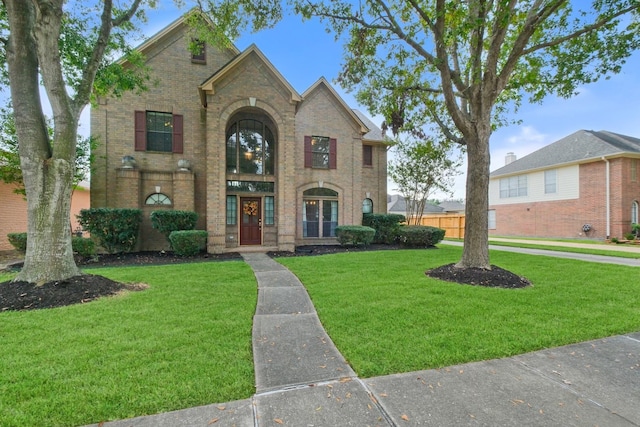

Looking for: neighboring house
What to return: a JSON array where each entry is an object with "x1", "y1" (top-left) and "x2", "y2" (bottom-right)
[
  {"x1": 489, "y1": 130, "x2": 640, "y2": 240},
  {"x1": 387, "y1": 195, "x2": 465, "y2": 217},
  {"x1": 90, "y1": 13, "x2": 387, "y2": 253},
  {"x1": 0, "y1": 182, "x2": 90, "y2": 251}
]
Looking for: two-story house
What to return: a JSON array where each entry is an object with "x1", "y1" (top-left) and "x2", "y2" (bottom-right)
[
  {"x1": 90, "y1": 14, "x2": 387, "y2": 253},
  {"x1": 488, "y1": 130, "x2": 640, "y2": 240}
]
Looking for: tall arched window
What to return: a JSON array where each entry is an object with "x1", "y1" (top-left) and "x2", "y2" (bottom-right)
[
  {"x1": 362, "y1": 198, "x2": 373, "y2": 214},
  {"x1": 226, "y1": 119, "x2": 274, "y2": 175},
  {"x1": 632, "y1": 200, "x2": 639, "y2": 225}
]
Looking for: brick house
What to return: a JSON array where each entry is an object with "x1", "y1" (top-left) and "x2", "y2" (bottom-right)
[
  {"x1": 90, "y1": 14, "x2": 387, "y2": 253},
  {"x1": 488, "y1": 130, "x2": 640, "y2": 240},
  {"x1": 0, "y1": 183, "x2": 90, "y2": 251}
]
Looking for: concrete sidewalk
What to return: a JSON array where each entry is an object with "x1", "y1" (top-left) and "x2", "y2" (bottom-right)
[{"x1": 89, "y1": 253, "x2": 640, "y2": 427}]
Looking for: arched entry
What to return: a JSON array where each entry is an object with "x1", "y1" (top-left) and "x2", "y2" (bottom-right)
[{"x1": 225, "y1": 110, "x2": 277, "y2": 246}]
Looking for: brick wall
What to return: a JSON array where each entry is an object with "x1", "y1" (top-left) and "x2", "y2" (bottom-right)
[
  {"x1": 489, "y1": 158, "x2": 640, "y2": 240},
  {"x1": 0, "y1": 183, "x2": 90, "y2": 251}
]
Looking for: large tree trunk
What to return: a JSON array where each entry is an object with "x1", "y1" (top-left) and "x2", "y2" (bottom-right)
[
  {"x1": 6, "y1": 0, "x2": 81, "y2": 284},
  {"x1": 456, "y1": 130, "x2": 491, "y2": 269}
]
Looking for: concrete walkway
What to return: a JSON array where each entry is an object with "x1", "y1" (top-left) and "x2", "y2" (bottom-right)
[{"x1": 88, "y1": 251, "x2": 640, "y2": 427}]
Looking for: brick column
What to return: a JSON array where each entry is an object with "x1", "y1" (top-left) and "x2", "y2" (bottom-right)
[
  {"x1": 173, "y1": 171, "x2": 195, "y2": 211},
  {"x1": 116, "y1": 168, "x2": 141, "y2": 208}
]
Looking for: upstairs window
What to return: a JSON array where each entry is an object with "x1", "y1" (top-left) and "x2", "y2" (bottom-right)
[
  {"x1": 499, "y1": 175, "x2": 527, "y2": 198},
  {"x1": 135, "y1": 111, "x2": 183, "y2": 153},
  {"x1": 190, "y1": 39, "x2": 206, "y2": 63},
  {"x1": 363, "y1": 145, "x2": 373, "y2": 167},
  {"x1": 226, "y1": 119, "x2": 275, "y2": 175},
  {"x1": 304, "y1": 136, "x2": 336, "y2": 169},
  {"x1": 544, "y1": 169, "x2": 557, "y2": 194}
]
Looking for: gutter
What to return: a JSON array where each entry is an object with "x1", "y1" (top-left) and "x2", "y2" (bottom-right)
[{"x1": 601, "y1": 156, "x2": 611, "y2": 238}]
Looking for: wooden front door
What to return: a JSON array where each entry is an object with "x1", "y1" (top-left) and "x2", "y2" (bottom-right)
[{"x1": 240, "y1": 197, "x2": 262, "y2": 245}]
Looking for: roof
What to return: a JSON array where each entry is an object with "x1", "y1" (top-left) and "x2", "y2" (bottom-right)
[
  {"x1": 387, "y1": 195, "x2": 445, "y2": 214},
  {"x1": 352, "y1": 110, "x2": 384, "y2": 142},
  {"x1": 491, "y1": 130, "x2": 640, "y2": 177}
]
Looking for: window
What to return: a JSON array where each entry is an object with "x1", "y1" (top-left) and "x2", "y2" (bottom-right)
[
  {"x1": 362, "y1": 198, "x2": 373, "y2": 214},
  {"x1": 363, "y1": 145, "x2": 373, "y2": 167},
  {"x1": 190, "y1": 39, "x2": 205, "y2": 63},
  {"x1": 226, "y1": 195, "x2": 237, "y2": 225},
  {"x1": 544, "y1": 169, "x2": 557, "y2": 194},
  {"x1": 499, "y1": 175, "x2": 527, "y2": 198},
  {"x1": 226, "y1": 119, "x2": 275, "y2": 175},
  {"x1": 135, "y1": 111, "x2": 183, "y2": 153},
  {"x1": 265, "y1": 196, "x2": 274, "y2": 225},
  {"x1": 145, "y1": 193, "x2": 171, "y2": 205},
  {"x1": 304, "y1": 136, "x2": 336, "y2": 169},
  {"x1": 488, "y1": 210, "x2": 496, "y2": 229},
  {"x1": 632, "y1": 159, "x2": 638, "y2": 182},
  {"x1": 303, "y1": 188, "x2": 338, "y2": 237},
  {"x1": 632, "y1": 201, "x2": 639, "y2": 225}
]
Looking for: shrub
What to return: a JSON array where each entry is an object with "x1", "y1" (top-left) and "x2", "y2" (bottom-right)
[
  {"x1": 624, "y1": 232, "x2": 635, "y2": 241},
  {"x1": 72, "y1": 236, "x2": 96, "y2": 258},
  {"x1": 7, "y1": 232, "x2": 27, "y2": 253},
  {"x1": 77, "y1": 208, "x2": 142, "y2": 253},
  {"x1": 362, "y1": 213, "x2": 406, "y2": 244},
  {"x1": 7, "y1": 233, "x2": 96, "y2": 257},
  {"x1": 169, "y1": 230, "x2": 208, "y2": 256},
  {"x1": 335, "y1": 225, "x2": 376, "y2": 247},
  {"x1": 397, "y1": 225, "x2": 446, "y2": 248},
  {"x1": 150, "y1": 210, "x2": 199, "y2": 247}
]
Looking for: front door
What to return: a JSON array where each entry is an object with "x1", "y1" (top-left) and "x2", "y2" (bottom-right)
[{"x1": 240, "y1": 197, "x2": 262, "y2": 245}]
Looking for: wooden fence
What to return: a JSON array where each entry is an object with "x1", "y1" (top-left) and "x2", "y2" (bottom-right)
[{"x1": 407, "y1": 214, "x2": 465, "y2": 239}]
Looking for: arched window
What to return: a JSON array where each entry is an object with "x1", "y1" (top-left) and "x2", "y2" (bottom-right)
[
  {"x1": 226, "y1": 119, "x2": 274, "y2": 175},
  {"x1": 145, "y1": 193, "x2": 171, "y2": 205},
  {"x1": 632, "y1": 200, "x2": 639, "y2": 224},
  {"x1": 303, "y1": 188, "x2": 338, "y2": 238},
  {"x1": 362, "y1": 198, "x2": 373, "y2": 214}
]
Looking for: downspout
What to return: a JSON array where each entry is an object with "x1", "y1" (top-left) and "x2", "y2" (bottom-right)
[{"x1": 601, "y1": 156, "x2": 611, "y2": 238}]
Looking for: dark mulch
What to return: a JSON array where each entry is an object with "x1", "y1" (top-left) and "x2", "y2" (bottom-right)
[
  {"x1": 1, "y1": 245, "x2": 531, "y2": 312},
  {"x1": 0, "y1": 274, "x2": 148, "y2": 312},
  {"x1": 426, "y1": 263, "x2": 532, "y2": 289}
]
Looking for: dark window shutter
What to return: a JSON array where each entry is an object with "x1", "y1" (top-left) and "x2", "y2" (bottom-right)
[
  {"x1": 304, "y1": 135, "x2": 312, "y2": 168},
  {"x1": 172, "y1": 114, "x2": 183, "y2": 154},
  {"x1": 134, "y1": 110, "x2": 146, "y2": 151},
  {"x1": 329, "y1": 138, "x2": 337, "y2": 169}
]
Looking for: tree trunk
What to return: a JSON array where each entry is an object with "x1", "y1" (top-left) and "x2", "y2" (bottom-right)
[
  {"x1": 456, "y1": 130, "x2": 491, "y2": 269},
  {"x1": 6, "y1": 0, "x2": 81, "y2": 284}
]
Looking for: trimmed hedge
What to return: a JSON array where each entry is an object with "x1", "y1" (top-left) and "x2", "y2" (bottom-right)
[
  {"x1": 7, "y1": 232, "x2": 27, "y2": 253},
  {"x1": 169, "y1": 230, "x2": 208, "y2": 256},
  {"x1": 77, "y1": 208, "x2": 142, "y2": 253},
  {"x1": 362, "y1": 213, "x2": 406, "y2": 244},
  {"x1": 335, "y1": 225, "x2": 376, "y2": 247},
  {"x1": 150, "y1": 210, "x2": 199, "y2": 247},
  {"x1": 7, "y1": 233, "x2": 96, "y2": 257},
  {"x1": 397, "y1": 225, "x2": 446, "y2": 248}
]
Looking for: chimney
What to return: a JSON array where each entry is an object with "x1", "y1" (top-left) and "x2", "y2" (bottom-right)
[{"x1": 505, "y1": 152, "x2": 517, "y2": 165}]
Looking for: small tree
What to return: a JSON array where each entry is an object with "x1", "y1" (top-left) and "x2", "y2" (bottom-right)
[{"x1": 388, "y1": 137, "x2": 461, "y2": 225}]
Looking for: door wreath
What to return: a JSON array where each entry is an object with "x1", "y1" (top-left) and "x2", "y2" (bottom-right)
[{"x1": 243, "y1": 201, "x2": 259, "y2": 216}]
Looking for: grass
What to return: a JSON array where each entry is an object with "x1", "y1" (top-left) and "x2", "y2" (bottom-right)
[
  {"x1": 0, "y1": 261, "x2": 257, "y2": 427},
  {"x1": 485, "y1": 239, "x2": 640, "y2": 259},
  {"x1": 277, "y1": 246, "x2": 640, "y2": 378}
]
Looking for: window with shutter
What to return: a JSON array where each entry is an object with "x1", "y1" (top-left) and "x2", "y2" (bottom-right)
[
  {"x1": 304, "y1": 136, "x2": 336, "y2": 169},
  {"x1": 134, "y1": 111, "x2": 183, "y2": 153}
]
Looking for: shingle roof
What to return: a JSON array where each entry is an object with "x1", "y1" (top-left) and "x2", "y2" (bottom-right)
[
  {"x1": 387, "y1": 195, "x2": 444, "y2": 214},
  {"x1": 491, "y1": 130, "x2": 640, "y2": 177},
  {"x1": 352, "y1": 110, "x2": 385, "y2": 142}
]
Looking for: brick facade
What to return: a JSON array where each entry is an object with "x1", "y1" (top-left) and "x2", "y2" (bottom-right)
[
  {"x1": 489, "y1": 158, "x2": 640, "y2": 240},
  {"x1": 90, "y1": 16, "x2": 387, "y2": 253},
  {"x1": 0, "y1": 183, "x2": 90, "y2": 251}
]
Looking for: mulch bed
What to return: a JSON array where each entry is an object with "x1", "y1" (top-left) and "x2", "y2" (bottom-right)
[{"x1": 1, "y1": 246, "x2": 531, "y2": 312}]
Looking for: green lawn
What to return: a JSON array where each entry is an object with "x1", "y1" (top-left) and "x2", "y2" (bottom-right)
[
  {"x1": 485, "y1": 239, "x2": 640, "y2": 259},
  {"x1": 278, "y1": 246, "x2": 640, "y2": 378},
  {"x1": 0, "y1": 261, "x2": 257, "y2": 427}
]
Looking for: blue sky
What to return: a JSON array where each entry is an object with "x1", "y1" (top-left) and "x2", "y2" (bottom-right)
[{"x1": 85, "y1": 3, "x2": 640, "y2": 199}]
